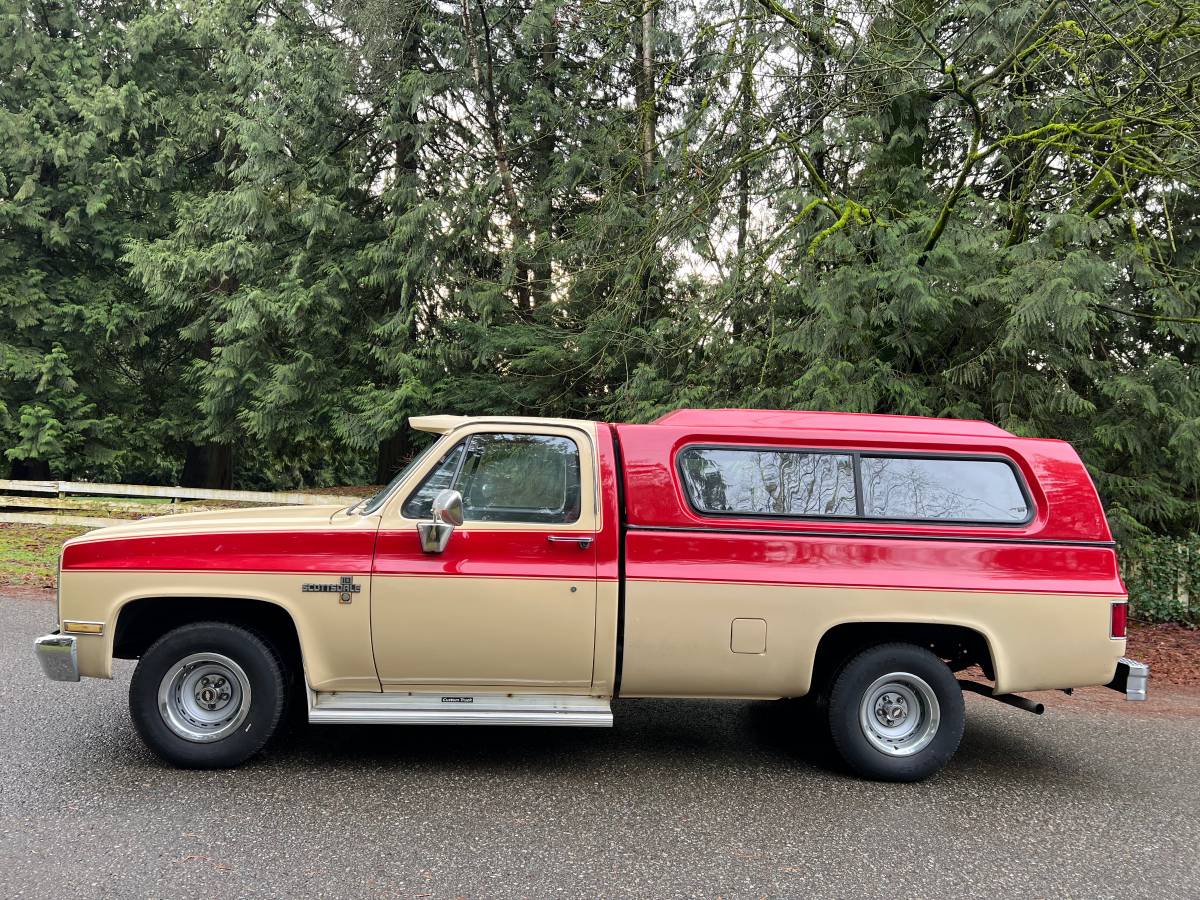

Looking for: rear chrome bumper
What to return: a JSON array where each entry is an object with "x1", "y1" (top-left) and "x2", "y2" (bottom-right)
[
  {"x1": 1107, "y1": 657, "x2": 1149, "y2": 701},
  {"x1": 34, "y1": 632, "x2": 80, "y2": 682}
]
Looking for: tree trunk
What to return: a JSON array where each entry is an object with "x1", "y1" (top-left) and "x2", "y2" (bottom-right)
[
  {"x1": 634, "y1": 0, "x2": 657, "y2": 191},
  {"x1": 181, "y1": 443, "x2": 234, "y2": 489},
  {"x1": 633, "y1": 1, "x2": 659, "y2": 326},
  {"x1": 530, "y1": 16, "x2": 558, "y2": 311},
  {"x1": 808, "y1": 0, "x2": 827, "y2": 186},
  {"x1": 461, "y1": 0, "x2": 532, "y2": 314},
  {"x1": 374, "y1": 430, "x2": 413, "y2": 484},
  {"x1": 9, "y1": 458, "x2": 52, "y2": 481},
  {"x1": 733, "y1": 0, "x2": 754, "y2": 340}
]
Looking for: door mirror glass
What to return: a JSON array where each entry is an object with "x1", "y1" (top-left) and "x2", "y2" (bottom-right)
[{"x1": 432, "y1": 489, "x2": 464, "y2": 526}]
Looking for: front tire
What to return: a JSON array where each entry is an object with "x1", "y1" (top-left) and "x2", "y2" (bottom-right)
[
  {"x1": 130, "y1": 622, "x2": 287, "y2": 768},
  {"x1": 827, "y1": 642, "x2": 964, "y2": 782}
]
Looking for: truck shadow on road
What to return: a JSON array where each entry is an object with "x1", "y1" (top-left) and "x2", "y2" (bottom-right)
[{"x1": 252, "y1": 696, "x2": 1072, "y2": 784}]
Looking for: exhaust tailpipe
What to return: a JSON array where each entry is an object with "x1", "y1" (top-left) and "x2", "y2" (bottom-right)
[{"x1": 958, "y1": 679, "x2": 1045, "y2": 715}]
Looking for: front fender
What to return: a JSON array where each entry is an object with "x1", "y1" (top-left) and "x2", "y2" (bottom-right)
[{"x1": 58, "y1": 569, "x2": 380, "y2": 692}]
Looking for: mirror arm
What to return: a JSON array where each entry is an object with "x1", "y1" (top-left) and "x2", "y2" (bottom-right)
[{"x1": 418, "y1": 521, "x2": 455, "y2": 554}]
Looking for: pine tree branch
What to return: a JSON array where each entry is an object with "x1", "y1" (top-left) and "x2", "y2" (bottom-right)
[
  {"x1": 752, "y1": 0, "x2": 840, "y2": 59},
  {"x1": 918, "y1": 78, "x2": 984, "y2": 267},
  {"x1": 1097, "y1": 304, "x2": 1200, "y2": 326},
  {"x1": 961, "y1": 0, "x2": 1062, "y2": 95}
]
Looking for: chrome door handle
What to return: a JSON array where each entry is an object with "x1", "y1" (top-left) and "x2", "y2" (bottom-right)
[{"x1": 547, "y1": 535, "x2": 594, "y2": 548}]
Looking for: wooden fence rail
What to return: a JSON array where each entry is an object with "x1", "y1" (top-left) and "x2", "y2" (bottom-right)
[
  {"x1": 0, "y1": 480, "x2": 365, "y2": 529},
  {"x1": 0, "y1": 512, "x2": 126, "y2": 529},
  {"x1": 0, "y1": 479, "x2": 361, "y2": 507}
]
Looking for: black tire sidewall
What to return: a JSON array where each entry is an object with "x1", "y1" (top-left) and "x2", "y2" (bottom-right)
[
  {"x1": 827, "y1": 642, "x2": 965, "y2": 782},
  {"x1": 130, "y1": 622, "x2": 287, "y2": 768}
]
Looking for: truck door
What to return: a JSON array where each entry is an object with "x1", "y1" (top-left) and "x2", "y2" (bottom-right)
[{"x1": 370, "y1": 426, "x2": 599, "y2": 689}]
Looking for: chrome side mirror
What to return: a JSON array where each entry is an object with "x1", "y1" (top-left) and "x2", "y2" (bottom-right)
[
  {"x1": 418, "y1": 489, "x2": 464, "y2": 553},
  {"x1": 433, "y1": 489, "x2": 464, "y2": 527}
]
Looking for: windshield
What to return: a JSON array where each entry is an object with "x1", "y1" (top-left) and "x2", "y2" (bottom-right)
[{"x1": 355, "y1": 435, "x2": 444, "y2": 515}]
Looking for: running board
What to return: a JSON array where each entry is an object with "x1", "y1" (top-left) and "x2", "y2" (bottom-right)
[{"x1": 308, "y1": 691, "x2": 613, "y2": 727}]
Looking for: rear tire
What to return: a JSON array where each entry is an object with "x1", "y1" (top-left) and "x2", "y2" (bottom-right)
[
  {"x1": 130, "y1": 622, "x2": 288, "y2": 768},
  {"x1": 827, "y1": 642, "x2": 964, "y2": 782}
]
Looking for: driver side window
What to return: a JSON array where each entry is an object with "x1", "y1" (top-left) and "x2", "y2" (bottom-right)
[{"x1": 401, "y1": 433, "x2": 581, "y2": 525}]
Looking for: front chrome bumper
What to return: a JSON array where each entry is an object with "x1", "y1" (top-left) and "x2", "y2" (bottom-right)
[
  {"x1": 35, "y1": 632, "x2": 80, "y2": 682},
  {"x1": 1107, "y1": 657, "x2": 1149, "y2": 701}
]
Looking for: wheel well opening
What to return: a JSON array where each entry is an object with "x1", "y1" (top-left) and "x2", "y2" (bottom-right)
[
  {"x1": 810, "y1": 622, "x2": 995, "y2": 696},
  {"x1": 113, "y1": 597, "x2": 302, "y2": 672}
]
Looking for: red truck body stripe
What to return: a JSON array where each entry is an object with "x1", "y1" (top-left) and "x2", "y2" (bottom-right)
[
  {"x1": 62, "y1": 530, "x2": 378, "y2": 573},
  {"x1": 62, "y1": 525, "x2": 1119, "y2": 593},
  {"x1": 63, "y1": 528, "x2": 616, "y2": 580},
  {"x1": 624, "y1": 529, "x2": 1124, "y2": 595},
  {"x1": 372, "y1": 528, "x2": 605, "y2": 579}
]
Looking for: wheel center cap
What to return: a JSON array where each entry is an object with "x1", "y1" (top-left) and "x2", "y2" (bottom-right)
[
  {"x1": 875, "y1": 694, "x2": 909, "y2": 726},
  {"x1": 194, "y1": 680, "x2": 232, "y2": 711}
]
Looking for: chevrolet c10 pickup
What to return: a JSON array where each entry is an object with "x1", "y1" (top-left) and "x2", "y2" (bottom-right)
[{"x1": 35, "y1": 409, "x2": 1149, "y2": 781}]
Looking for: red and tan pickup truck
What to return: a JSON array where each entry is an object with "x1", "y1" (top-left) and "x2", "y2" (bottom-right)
[{"x1": 36, "y1": 409, "x2": 1148, "y2": 781}]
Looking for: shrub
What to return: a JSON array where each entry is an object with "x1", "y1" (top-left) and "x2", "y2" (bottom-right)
[{"x1": 1120, "y1": 535, "x2": 1200, "y2": 625}]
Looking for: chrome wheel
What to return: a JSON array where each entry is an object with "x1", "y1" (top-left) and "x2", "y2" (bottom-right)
[
  {"x1": 858, "y1": 671, "x2": 940, "y2": 757},
  {"x1": 157, "y1": 652, "x2": 252, "y2": 743}
]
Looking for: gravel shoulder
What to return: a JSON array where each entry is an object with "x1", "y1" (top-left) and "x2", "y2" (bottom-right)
[{"x1": 3, "y1": 592, "x2": 1199, "y2": 899}]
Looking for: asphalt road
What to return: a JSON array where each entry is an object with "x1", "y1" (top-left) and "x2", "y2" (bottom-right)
[{"x1": 2, "y1": 592, "x2": 1198, "y2": 899}]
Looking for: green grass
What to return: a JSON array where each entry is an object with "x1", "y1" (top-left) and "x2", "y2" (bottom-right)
[{"x1": 0, "y1": 524, "x2": 88, "y2": 589}]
